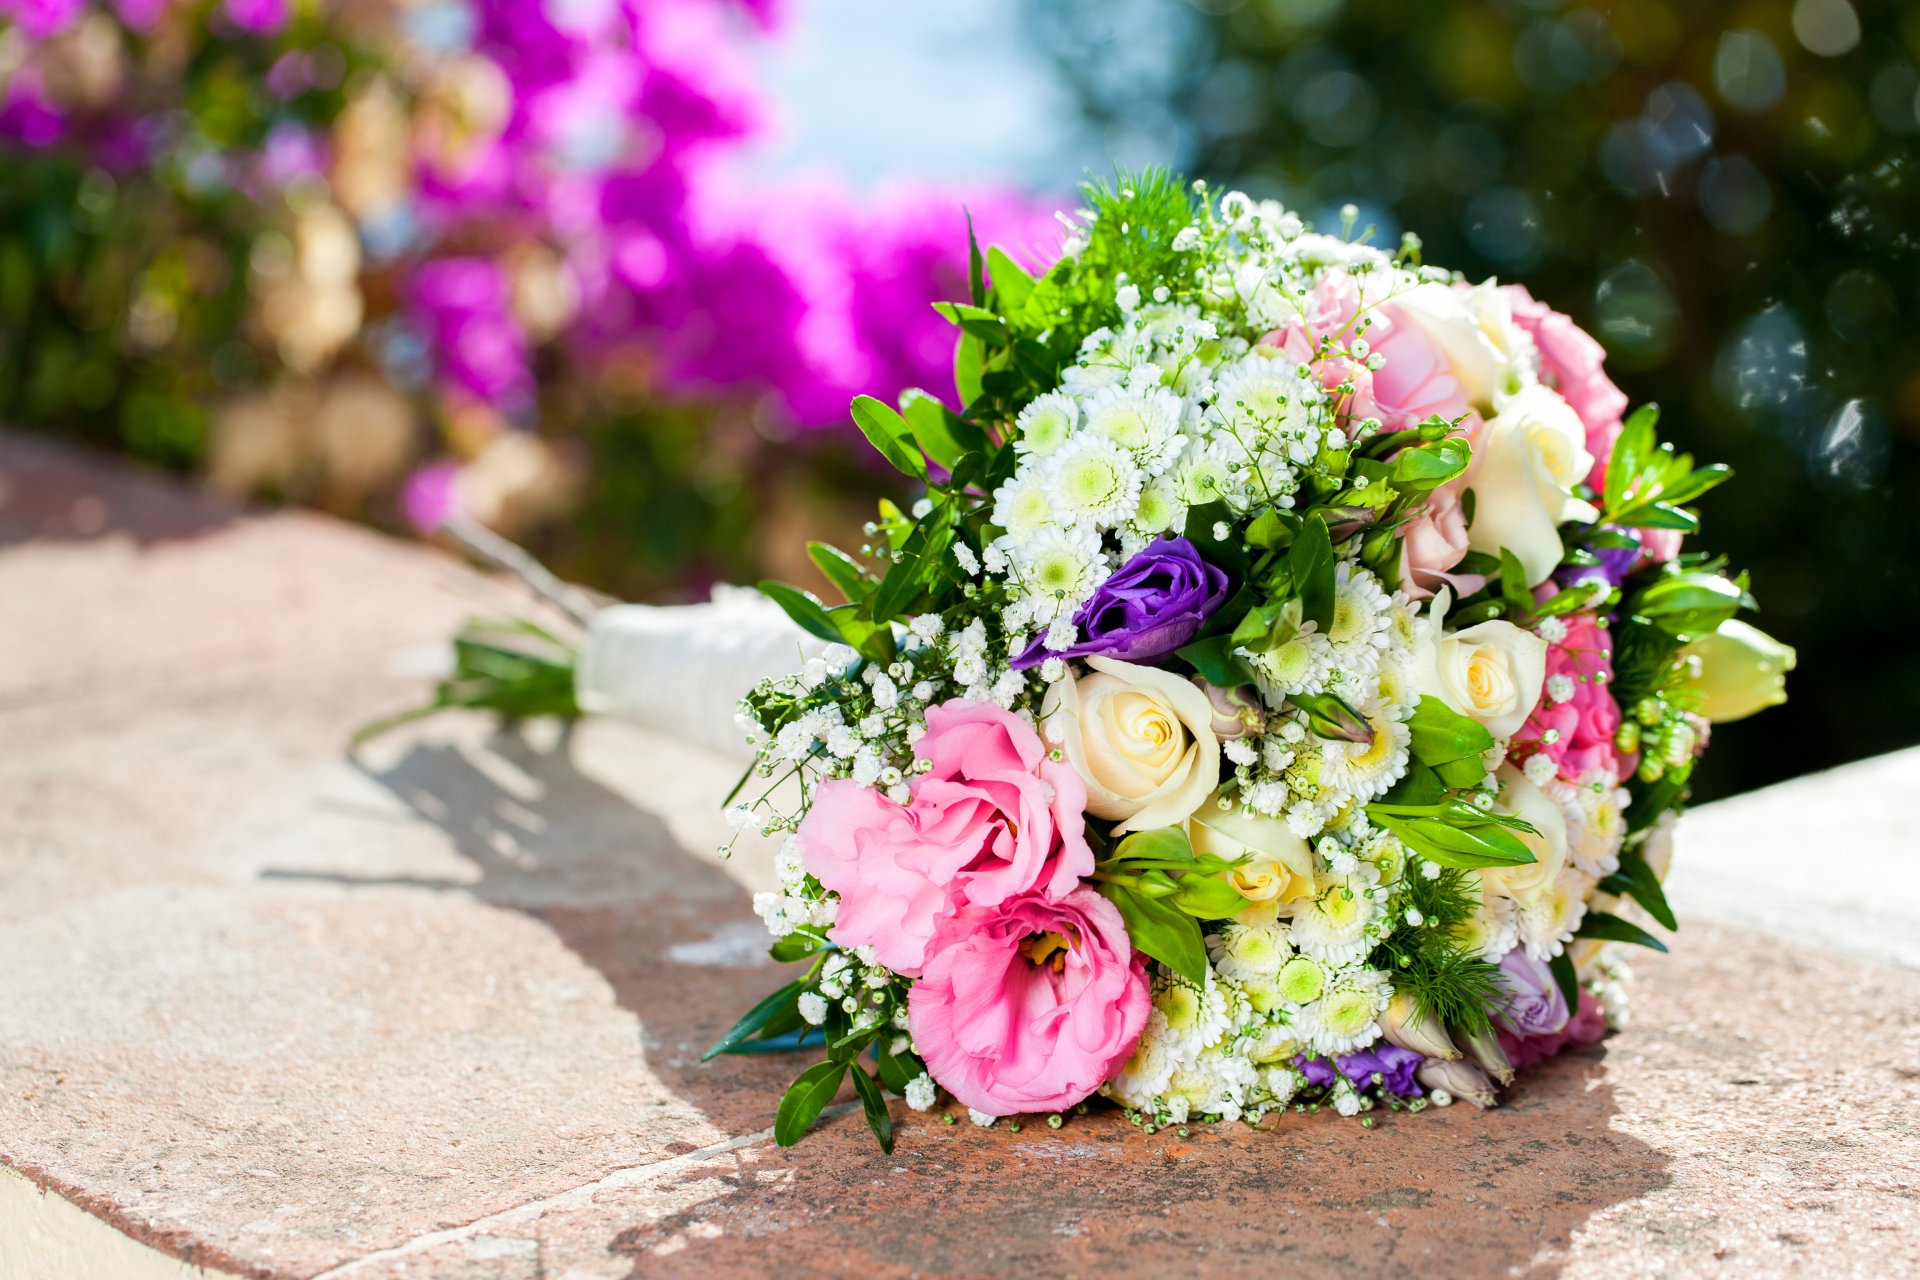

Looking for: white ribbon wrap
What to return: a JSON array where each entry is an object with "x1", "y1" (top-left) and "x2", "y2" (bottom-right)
[{"x1": 573, "y1": 589, "x2": 822, "y2": 764}]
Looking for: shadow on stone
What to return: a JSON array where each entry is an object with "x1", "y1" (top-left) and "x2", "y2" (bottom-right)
[
  {"x1": 0, "y1": 433, "x2": 239, "y2": 545},
  {"x1": 266, "y1": 722, "x2": 803, "y2": 1136},
  {"x1": 602, "y1": 1024, "x2": 1672, "y2": 1278}
]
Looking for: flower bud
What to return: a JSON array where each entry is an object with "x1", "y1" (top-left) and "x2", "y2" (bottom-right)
[
  {"x1": 1458, "y1": 1022, "x2": 1515, "y2": 1086},
  {"x1": 1416, "y1": 1058, "x2": 1499, "y2": 1108},
  {"x1": 1193, "y1": 677, "x2": 1266, "y2": 740},
  {"x1": 1678, "y1": 620, "x2": 1794, "y2": 723},
  {"x1": 1380, "y1": 993, "x2": 1460, "y2": 1061}
]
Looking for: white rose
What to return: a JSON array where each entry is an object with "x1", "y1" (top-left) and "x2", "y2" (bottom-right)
[
  {"x1": 1189, "y1": 792, "x2": 1317, "y2": 911},
  {"x1": 1388, "y1": 281, "x2": 1530, "y2": 410},
  {"x1": 1414, "y1": 588, "x2": 1548, "y2": 741},
  {"x1": 1480, "y1": 764, "x2": 1569, "y2": 906},
  {"x1": 1042, "y1": 654, "x2": 1220, "y2": 833},
  {"x1": 1464, "y1": 384, "x2": 1599, "y2": 586}
]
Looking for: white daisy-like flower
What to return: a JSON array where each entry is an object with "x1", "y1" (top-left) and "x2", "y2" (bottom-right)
[
  {"x1": 1289, "y1": 879, "x2": 1383, "y2": 966},
  {"x1": 1453, "y1": 873, "x2": 1520, "y2": 959},
  {"x1": 1150, "y1": 968, "x2": 1232, "y2": 1066},
  {"x1": 1173, "y1": 441, "x2": 1242, "y2": 508},
  {"x1": 1044, "y1": 433, "x2": 1143, "y2": 527},
  {"x1": 1013, "y1": 391, "x2": 1077, "y2": 458},
  {"x1": 1130, "y1": 476, "x2": 1185, "y2": 538},
  {"x1": 1326, "y1": 560, "x2": 1393, "y2": 654},
  {"x1": 1206, "y1": 918, "x2": 1290, "y2": 983},
  {"x1": 1319, "y1": 707, "x2": 1412, "y2": 801},
  {"x1": 1371, "y1": 652, "x2": 1422, "y2": 719},
  {"x1": 1211, "y1": 354, "x2": 1322, "y2": 460},
  {"x1": 1553, "y1": 772, "x2": 1629, "y2": 878},
  {"x1": 1166, "y1": 1047, "x2": 1258, "y2": 1123},
  {"x1": 1079, "y1": 384, "x2": 1183, "y2": 470},
  {"x1": 1299, "y1": 968, "x2": 1391, "y2": 1056},
  {"x1": 1519, "y1": 864, "x2": 1595, "y2": 961},
  {"x1": 991, "y1": 468, "x2": 1057, "y2": 541},
  {"x1": 1249, "y1": 623, "x2": 1334, "y2": 698},
  {"x1": 1104, "y1": 1021, "x2": 1175, "y2": 1110},
  {"x1": 1010, "y1": 525, "x2": 1107, "y2": 622}
]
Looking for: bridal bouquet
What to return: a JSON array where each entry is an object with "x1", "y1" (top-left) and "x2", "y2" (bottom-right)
[{"x1": 700, "y1": 174, "x2": 1791, "y2": 1150}]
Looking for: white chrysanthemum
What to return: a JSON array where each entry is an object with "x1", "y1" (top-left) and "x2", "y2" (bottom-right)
[
  {"x1": 1319, "y1": 707, "x2": 1412, "y2": 801},
  {"x1": 1166, "y1": 1046, "x2": 1258, "y2": 1123},
  {"x1": 1105, "y1": 1021, "x2": 1176, "y2": 1109},
  {"x1": 1553, "y1": 772, "x2": 1629, "y2": 878},
  {"x1": 1290, "y1": 879, "x2": 1383, "y2": 966},
  {"x1": 1206, "y1": 918, "x2": 1290, "y2": 984},
  {"x1": 1079, "y1": 383, "x2": 1184, "y2": 471},
  {"x1": 1327, "y1": 560, "x2": 1393, "y2": 654},
  {"x1": 1242, "y1": 1017, "x2": 1302, "y2": 1067},
  {"x1": 1010, "y1": 525, "x2": 1106, "y2": 622},
  {"x1": 991, "y1": 468, "x2": 1057, "y2": 541},
  {"x1": 1175, "y1": 446, "x2": 1242, "y2": 508},
  {"x1": 1299, "y1": 968, "x2": 1391, "y2": 1056},
  {"x1": 1249, "y1": 624, "x2": 1334, "y2": 698},
  {"x1": 1520, "y1": 864, "x2": 1595, "y2": 961},
  {"x1": 1131, "y1": 476, "x2": 1185, "y2": 538},
  {"x1": 1212, "y1": 354, "x2": 1322, "y2": 462},
  {"x1": 1013, "y1": 391, "x2": 1077, "y2": 458},
  {"x1": 1044, "y1": 433, "x2": 1143, "y2": 527},
  {"x1": 1150, "y1": 968, "x2": 1232, "y2": 1066},
  {"x1": 1453, "y1": 872, "x2": 1520, "y2": 959},
  {"x1": 1371, "y1": 652, "x2": 1423, "y2": 720}
]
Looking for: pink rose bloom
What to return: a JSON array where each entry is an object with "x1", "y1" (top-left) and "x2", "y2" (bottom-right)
[
  {"x1": 1397, "y1": 476, "x2": 1484, "y2": 600},
  {"x1": 795, "y1": 700, "x2": 1092, "y2": 977},
  {"x1": 1497, "y1": 989, "x2": 1608, "y2": 1070},
  {"x1": 1635, "y1": 527, "x2": 1683, "y2": 565},
  {"x1": 1501, "y1": 284, "x2": 1626, "y2": 489},
  {"x1": 1263, "y1": 276, "x2": 1475, "y2": 434},
  {"x1": 1517, "y1": 613, "x2": 1625, "y2": 782},
  {"x1": 908, "y1": 887, "x2": 1148, "y2": 1116}
]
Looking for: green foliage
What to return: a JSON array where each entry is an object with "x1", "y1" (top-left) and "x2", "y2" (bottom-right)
[
  {"x1": 351, "y1": 617, "x2": 579, "y2": 744},
  {"x1": 1093, "y1": 824, "x2": 1249, "y2": 983},
  {"x1": 1367, "y1": 797, "x2": 1540, "y2": 871},
  {"x1": 1373, "y1": 868, "x2": 1502, "y2": 1038}
]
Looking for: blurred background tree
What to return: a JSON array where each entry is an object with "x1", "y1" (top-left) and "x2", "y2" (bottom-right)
[{"x1": 1027, "y1": 0, "x2": 1919, "y2": 799}]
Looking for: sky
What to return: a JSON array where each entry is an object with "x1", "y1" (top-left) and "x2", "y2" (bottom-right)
[{"x1": 744, "y1": 0, "x2": 1103, "y2": 190}]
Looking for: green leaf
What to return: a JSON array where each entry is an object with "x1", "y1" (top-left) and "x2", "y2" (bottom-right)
[
  {"x1": 1290, "y1": 690, "x2": 1371, "y2": 742},
  {"x1": 873, "y1": 1042, "x2": 926, "y2": 1095},
  {"x1": 1390, "y1": 436, "x2": 1471, "y2": 491},
  {"x1": 1599, "y1": 851, "x2": 1678, "y2": 931},
  {"x1": 1406, "y1": 696, "x2": 1496, "y2": 769},
  {"x1": 1605, "y1": 403, "x2": 1659, "y2": 512},
  {"x1": 1576, "y1": 910, "x2": 1669, "y2": 953},
  {"x1": 1183, "y1": 500, "x2": 1251, "y2": 579},
  {"x1": 808, "y1": 542, "x2": 873, "y2": 603},
  {"x1": 899, "y1": 388, "x2": 987, "y2": 471},
  {"x1": 850, "y1": 395, "x2": 929, "y2": 480},
  {"x1": 768, "y1": 929, "x2": 829, "y2": 964},
  {"x1": 703, "y1": 979, "x2": 804, "y2": 1061},
  {"x1": 1110, "y1": 825, "x2": 1195, "y2": 866},
  {"x1": 954, "y1": 333, "x2": 984, "y2": 404},
  {"x1": 1290, "y1": 515, "x2": 1335, "y2": 632},
  {"x1": 849, "y1": 1064, "x2": 895, "y2": 1153},
  {"x1": 758, "y1": 581, "x2": 845, "y2": 646},
  {"x1": 1498, "y1": 547, "x2": 1532, "y2": 615},
  {"x1": 1101, "y1": 882, "x2": 1208, "y2": 984},
  {"x1": 1171, "y1": 872, "x2": 1249, "y2": 919},
  {"x1": 1368, "y1": 810, "x2": 1538, "y2": 870},
  {"x1": 774, "y1": 1060, "x2": 849, "y2": 1147},
  {"x1": 987, "y1": 245, "x2": 1035, "y2": 314},
  {"x1": 931, "y1": 300, "x2": 1010, "y2": 344},
  {"x1": 1547, "y1": 951, "x2": 1580, "y2": 1014},
  {"x1": 871, "y1": 505, "x2": 953, "y2": 624},
  {"x1": 1175, "y1": 633, "x2": 1257, "y2": 689},
  {"x1": 965, "y1": 208, "x2": 985, "y2": 307}
]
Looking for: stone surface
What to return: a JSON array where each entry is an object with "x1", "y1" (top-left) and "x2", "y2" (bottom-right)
[{"x1": 2, "y1": 435, "x2": 1916, "y2": 1280}]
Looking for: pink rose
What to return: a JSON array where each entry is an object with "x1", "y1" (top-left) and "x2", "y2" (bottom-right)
[
  {"x1": 1635, "y1": 526, "x2": 1683, "y2": 565},
  {"x1": 1516, "y1": 612, "x2": 1626, "y2": 782},
  {"x1": 1500, "y1": 284, "x2": 1627, "y2": 488},
  {"x1": 1497, "y1": 989, "x2": 1608, "y2": 1070},
  {"x1": 1262, "y1": 276, "x2": 1475, "y2": 434},
  {"x1": 1397, "y1": 476, "x2": 1485, "y2": 600},
  {"x1": 908, "y1": 886, "x2": 1149, "y2": 1116},
  {"x1": 794, "y1": 700, "x2": 1092, "y2": 977}
]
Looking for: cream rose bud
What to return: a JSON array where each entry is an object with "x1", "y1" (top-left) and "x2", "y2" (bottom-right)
[
  {"x1": 1479, "y1": 764, "x2": 1570, "y2": 906},
  {"x1": 1414, "y1": 589, "x2": 1548, "y2": 741},
  {"x1": 1188, "y1": 791, "x2": 1317, "y2": 910},
  {"x1": 1465, "y1": 385, "x2": 1600, "y2": 586},
  {"x1": 1041, "y1": 655, "x2": 1220, "y2": 833},
  {"x1": 1678, "y1": 619, "x2": 1795, "y2": 723}
]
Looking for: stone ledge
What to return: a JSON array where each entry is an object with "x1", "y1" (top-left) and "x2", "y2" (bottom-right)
[{"x1": 3, "y1": 436, "x2": 1915, "y2": 1280}]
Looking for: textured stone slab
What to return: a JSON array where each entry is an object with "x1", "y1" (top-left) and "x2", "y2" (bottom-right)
[{"x1": 3, "y1": 436, "x2": 1917, "y2": 1280}]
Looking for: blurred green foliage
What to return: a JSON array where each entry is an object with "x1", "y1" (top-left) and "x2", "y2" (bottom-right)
[{"x1": 1031, "y1": 0, "x2": 1919, "y2": 797}]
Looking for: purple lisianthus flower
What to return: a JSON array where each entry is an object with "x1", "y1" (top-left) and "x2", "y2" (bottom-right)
[
  {"x1": 1293, "y1": 1055, "x2": 1338, "y2": 1089},
  {"x1": 1492, "y1": 946, "x2": 1571, "y2": 1037},
  {"x1": 1011, "y1": 536, "x2": 1228, "y2": 670},
  {"x1": 1293, "y1": 1045, "x2": 1424, "y2": 1096}
]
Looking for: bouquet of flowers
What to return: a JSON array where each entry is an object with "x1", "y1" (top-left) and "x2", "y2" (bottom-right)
[{"x1": 698, "y1": 174, "x2": 1795, "y2": 1149}]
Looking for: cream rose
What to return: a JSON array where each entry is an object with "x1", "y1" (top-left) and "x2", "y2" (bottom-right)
[
  {"x1": 1479, "y1": 765, "x2": 1568, "y2": 906},
  {"x1": 1188, "y1": 791, "x2": 1317, "y2": 912},
  {"x1": 1414, "y1": 589, "x2": 1548, "y2": 740},
  {"x1": 1042, "y1": 655, "x2": 1220, "y2": 833},
  {"x1": 1464, "y1": 384, "x2": 1599, "y2": 586},
  {"x1": 1388, "y1": 281, "x2": 1531, "y2": 410}
]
